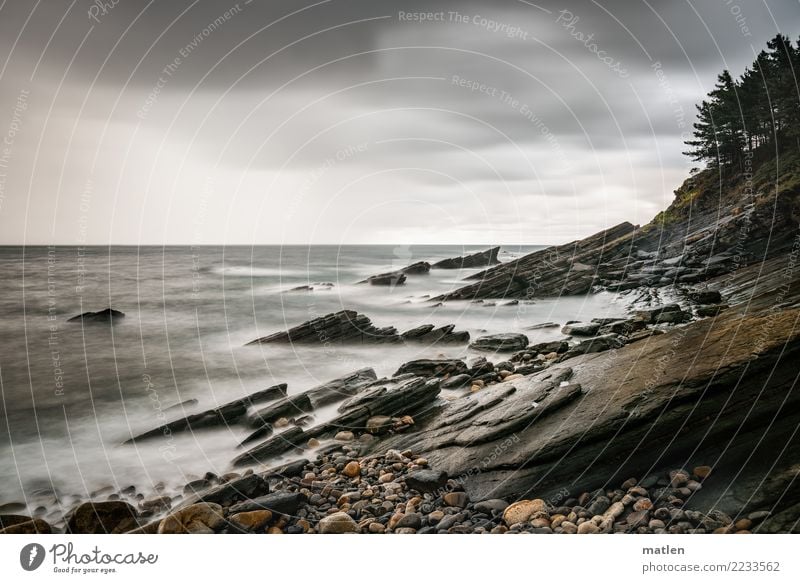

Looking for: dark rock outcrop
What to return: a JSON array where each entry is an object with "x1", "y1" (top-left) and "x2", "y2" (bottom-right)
[
  {"x1": 400, "y1": 324, "x2": 469, "y2": 344},
  {"x1": 68, "y1": 308, "x2": 125, "y2": 323},
  {"x1": 431, "y1": 247, "x2": 500, "y2": 269},
  {"x1": 376, "y1": 306, "x2": 800, "y2": 513},
  {"x1": 394, "y1": 359, "x2": 468, "y2": 378},
  {"x1": 247, "y1": 310, "x2": 469, "y2": 346},
  {"x1": 125, "y1": 384, "x2": 287, "y2": 443},
  {"x1": 469, "y1": 333, "x2": 529, "y2": 352}
]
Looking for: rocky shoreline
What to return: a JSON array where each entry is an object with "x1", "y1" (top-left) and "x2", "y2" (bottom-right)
[{"x1": 3, "y1": 156, "x2": 800, "y2": 535}]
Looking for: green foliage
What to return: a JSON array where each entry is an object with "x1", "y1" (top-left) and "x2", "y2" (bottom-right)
[{"x1": 684, "y1": 35, "x2": 800, "y2": 168}]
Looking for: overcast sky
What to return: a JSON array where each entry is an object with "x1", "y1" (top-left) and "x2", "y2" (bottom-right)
[{"x1": 0, "y1": 0, "x2": 798, "y2": 245}]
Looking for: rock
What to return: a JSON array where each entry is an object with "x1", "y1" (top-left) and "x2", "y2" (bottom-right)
[
  {"x1": 228, "y1": 492, "x2": 307, "y2": 516},
  {"x1": 158, "y1": 503, "x2": 225, "y2": 534},
  {"x1": 0, "y1": 517, "x2": 52, "y2": 534},
  {"x1": 401, "y1": 261, "x2": 431, "y2": 275},
  {"x1": 440, "y1": 374, "x2": 473, "y2": 389},
  {"x1": 126, "y1": 383, "x2": 287, "y2": 442},
  {"x1": 695, "y1": 304, "x2": 728, "y2": 317},
  {"x1": 503, "y1": 499, "x2": 546, "y2": 526},
  {"x1": 369, "y1": 522, "x2": 386, "y2": 533},
  {"x1": 247, "y1": 310, "x2": 400, "y2": 345},
  {"x1": 431, "y1": 247, "x2": 500, "y2": 269},
  {"x1": 406, "y1": 470, "x2": 449, "y2": 494},
  {"x1": 474, "y1": 499, "x2": 509, "y2": 514},
  {"x1": 335, "y1": 431, "x2": 355, "y2": 442},
  {"x1": 229, "y1": 510, "x2": 273, "y2": 531},
  {"x1": 577, "y1": 521, "x2": 600, "y2": 534},
  {"x1": 318, "y1": 512, "x2": 359, "y2": 534},
  {"x1": 524, "y1": 322, "x2": 560, "y2": 330},
  {"x1": 366, "y1": 272, "x2": 406, "y2": 286},
  {"x1": 394, "y1": 359, "x2": 468, "y2": 377},
  {"x1": 469, "y1": 333, "x2": 529, "y2": 352},
  {"x1": 654, "y1": 310, "x2": 692, "y2": 324},
  {"x1": 232, "y1": 426, "x2": 307, "y2": 466},
  {"x1": 690, "y1": 290, "x2": 722, "y2": 304},
  {"x1": 180, "y1": 473, "x2": 269, "y2": 508},
  {"x1": 366, "y1": 416, "x2": 393, "y2": 434},
  {"x1": 401, "y1": 324, "x2": 470, "y2": 344},
  {"x1": 66, "y1": 501, "x2": 139, "y2": 534},
  {"x1": 626, "y1": 510, "x2": 650, "y2": 527},
  {"x1": 561, "y1": 322, "x2": 602, "y2": 336},
  {"x1": 67, "y1": 308, "x2": 125, "y2": 323},
  {"x1": 693, "y1": 465, "x2": 712, "y2": 480},
  {"x1": 394, "y1": 513, "x2": 422, "y2": 530},
  {"x1": 443, "y1": 492, "x2": 469, "y2": 508},
  {"x1": 529, "y1": 340, "x2": 569, "y2": 354},
  {"x1": 343, "y1": 461, "x2": 361, "y2": 478}
]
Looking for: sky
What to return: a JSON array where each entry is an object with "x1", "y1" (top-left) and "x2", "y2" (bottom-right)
[{"x1": 0, "y1": 0, "x2": 798, "y2": 245}]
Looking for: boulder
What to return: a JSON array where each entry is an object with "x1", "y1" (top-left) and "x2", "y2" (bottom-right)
[
  {"x1": 405, "y1": 470, "x2": 449, "y2": 494},
  {"x1": 366, "y1": 272, "x2": 406, "y2": 286},
  {"x1": 0, "y1": 515, "x2": 52, "y2": 534},
  {"x1": 66, "y1": 501, "x2": 139, "y2": 534},
  {"x1": 400, "y1": 324, "x2": 470, "y2": 344},
  {"x1": 561, "y1": 322, "x2": 602, "y2": 336},
  {"x1": 469, "y1": 333, "x2": 529, "y2": 352}
]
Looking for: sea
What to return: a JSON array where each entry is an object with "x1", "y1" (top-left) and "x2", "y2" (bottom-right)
[{"x1": 0, "y1": 244, "x2": 628, "y2": 509}]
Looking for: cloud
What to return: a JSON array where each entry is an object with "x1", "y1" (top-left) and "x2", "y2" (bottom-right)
[{"x1": 0, "y1": 0, "x2": 798, "y2": 244}]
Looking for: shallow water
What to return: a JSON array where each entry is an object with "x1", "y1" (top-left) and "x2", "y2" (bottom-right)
[{"x1": 0, "y1": 244, "x2": 628, "y2": 508}]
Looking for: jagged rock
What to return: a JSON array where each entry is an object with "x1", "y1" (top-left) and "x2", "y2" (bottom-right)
[
  {"x1": 376, "y1": 307, "x2": 800, "y2": 511},
  {"x1": 248, "y1": 310, "x2": 399, "y2": 345},
  {"x1": 469, "y1": 333, "x2": 529, "y2": 352},
  {"x1": 67, "y1": 308, "x2": 125, "y2": 323},
  {"x1": 401, "y1": 261, "x2": 432, "y2": 275},
  {"x1": 560, "y1": 334, "x2": 625, "y2": 359},
  {"x1": 400, "y1": 324, "x2": 469, "y2": 344},
  {"x1": 529, "y1": 340, "x2": 569, "y2": 354},
  {"x1": 366, "y1": 272, "x2": 406, "y2": 286},
  {"x1": 440, "y1": 374, "x2": 472, "y2": 389},
  {"x1": 434, "y1": 224, "x2": 635, "y2": 300},
  {"x1": 633, "y1": 304, "x2": 682, "y2": 323},
  {"x1": 246, "y1": 369, "x2": 377, "y2": 429},
  {"x1": 394, "y1": 359, "x2": 467, "y2": 377},
  {"x1": 653, "y1": 310, "x2": 692, "y2": 324},
  {"x1": 125, "y1": 384, "x2": 287, "y2": 443},
  {"x1": 233, "y1": 427, "x2": 307, "y2": 466},
  {"x1": 431, "y1": 247, "x2": 500, "y2": 269},
  {"x1": 598, "y1": 319, "x2": 646, "y2": 335}
]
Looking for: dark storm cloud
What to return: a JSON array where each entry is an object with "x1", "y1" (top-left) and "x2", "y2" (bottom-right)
[{"x1": 0, "y1": 0, "x2": 798, "y2": 244}]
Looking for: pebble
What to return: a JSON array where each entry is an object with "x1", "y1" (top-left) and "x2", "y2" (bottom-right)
[
  {"x1": 318, "y1": 512, "x2": 359, "y2": 534},
  {"x1": 693, "y1": 465, "x2": 712, "y2": 480},
  {"x1": 443, "y1": 492, "x2": 469, "y2": 508},
  {"x1": 334, "y1": 431, "x2": 355, "y2": 442},
  {"x1": 502, "y1": 499, "x2": 546, "y2": 526},
  {"x1": 342, "y1": 461, "x2": 361, "y2": 478}
]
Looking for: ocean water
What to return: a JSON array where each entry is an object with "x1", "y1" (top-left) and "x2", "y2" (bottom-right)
[{"x1": 0, "y1": 244, "x2": 628, "y2": 508}]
